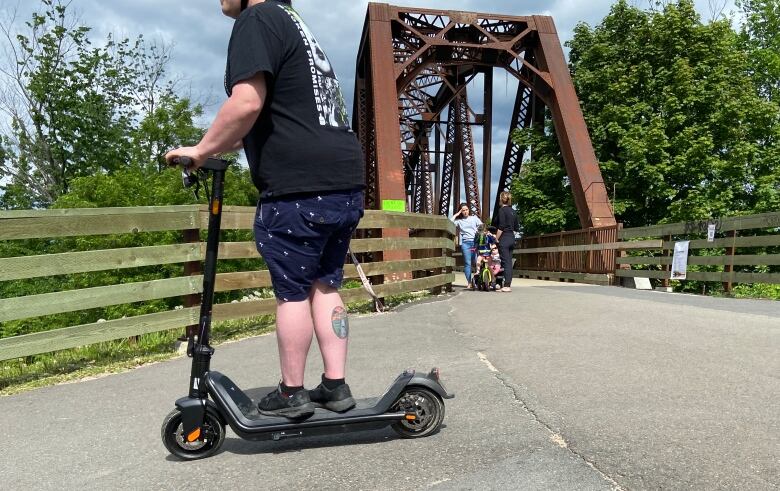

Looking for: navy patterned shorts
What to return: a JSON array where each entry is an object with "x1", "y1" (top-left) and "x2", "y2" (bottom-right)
[{"x1": 254, "y1": 189, "x2": 364, "y2": 302}]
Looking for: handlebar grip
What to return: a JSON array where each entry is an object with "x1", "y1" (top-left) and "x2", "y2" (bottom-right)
[
  {"x1": 172, "y1": 156, "x2": 193, "y2": 168},
  {"x1": 170, "y1": 155, "x2": 230, "y2": 171}
]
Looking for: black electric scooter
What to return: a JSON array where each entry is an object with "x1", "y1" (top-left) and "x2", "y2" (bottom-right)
[{"x1": 161, "y1": 157, "x2": 453, "y2": 460}]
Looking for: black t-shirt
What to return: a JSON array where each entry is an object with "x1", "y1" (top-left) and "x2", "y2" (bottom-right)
[
  {"x1": 494, "y1": 206, "x2": 519, "y2": 244},
  {"x1": 225, "y1": 1, "x2": 364, "y2": 198}
]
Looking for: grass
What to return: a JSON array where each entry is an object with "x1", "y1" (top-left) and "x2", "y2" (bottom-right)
[
  {"x1": 0, "y1": 290, "x2": 435, "y2": 396},
  {"x1": 731, "y1": 283, "x2": 780, "y2": 300}
]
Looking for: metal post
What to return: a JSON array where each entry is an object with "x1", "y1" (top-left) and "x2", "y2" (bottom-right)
[
  {"x1": 367, "y1": 3, "x2": 410, "y2": 281},
  {"x1": 453, "y1": 105, "x2": 462, "y2": 212},
  {"x1": 482, "y1": 68, "x2": 493, "y2": 223},
  {"x1": 434, "y1": 122, "x2": 441, "y2": 213},
  {"x1": 455, "y1": 90, "x2": 481, "y2": 217},
  {"x1": 533, "y1": 15, "x2": 616, "y2": 228}
]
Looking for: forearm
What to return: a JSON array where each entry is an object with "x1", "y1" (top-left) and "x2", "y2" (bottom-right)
[
  {"x1": 197, "y1": 97, "x2": 260, "y2": 156},
  {"x1": 496, "y1": 230, "x2": 503, "y2": 241}
]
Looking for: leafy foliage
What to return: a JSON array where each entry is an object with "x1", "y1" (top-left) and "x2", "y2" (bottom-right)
[
  {"x1": 510, "y1": 121, "x2": 579, "y2": 236},
  {"x1": 737, "y1": 0, "x2": 780, "y2": 213},
  {"x1": 0, "y1": 0, "x2": 205, "y2": 207},
  {"x1": 0, "y1": 1, "x2": 262, "y2": 340},
  {"x1": 512, "y1": 0, "x2": 780, "y2": 234}
]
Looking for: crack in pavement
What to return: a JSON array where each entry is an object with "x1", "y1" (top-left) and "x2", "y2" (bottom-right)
[
  {"x1": 445, "y1": 293, "x2": 625, "y2": 491},
  {"x1": 476, "y1": 351, "x2": 625, "y2": 491}
]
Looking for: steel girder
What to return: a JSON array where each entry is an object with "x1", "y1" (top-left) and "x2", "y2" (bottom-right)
[
  {"x1": 453, "y1": 88, "x2": 481, "y2": 217},
  {"x1": 437, "y1": 99, "x2": 457, "y2": 216},
  {"x1": 352, "y1": 3, "x2": 616, "y2": 228}
]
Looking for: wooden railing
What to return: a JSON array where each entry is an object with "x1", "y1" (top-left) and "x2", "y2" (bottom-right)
[
  {"x1": 616, "y1": 212, "x2": 780, "y2": 291},
  {"x1": 515, "y1": 212, "x2": 780, "y2": 289},
  {"x1": 0, "y1": 206, "x2": 456, "y2": 361},
  {"x1": 518, "y1": 225, "x2": 620, "y2": 274}
]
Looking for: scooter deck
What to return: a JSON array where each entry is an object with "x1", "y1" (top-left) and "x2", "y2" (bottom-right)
[
  {"x1": 209, "y1": 372, "x2": 403, "y2": 419},
  {"x1": 241, "y1": 387, "x2": 384, "y2": 421},
  {"x1": 205, "y1": 371, "x2": 410, "y2": 439}
]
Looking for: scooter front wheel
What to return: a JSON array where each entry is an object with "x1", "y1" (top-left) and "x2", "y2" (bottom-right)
[
  {"x1": 391, "y1": 387, "x2": 445, "y2": 438},
  {"x1": 161, "y1": 408, "x2": 225, "y2": 460}
]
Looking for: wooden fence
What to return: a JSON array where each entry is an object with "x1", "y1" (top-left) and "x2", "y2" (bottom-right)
[
  {"x1": 516, "y1": 212, "x2": 780, "y2": 288},
  {"x1": 518, "y1": 225, "x2": 620, "y2": 275},
  {"x1": 0, "y1": 206, "x2": 456, "y2": 361},
  {"x1": 615, "y1": 212, "x2": 780, "y2": 290}
]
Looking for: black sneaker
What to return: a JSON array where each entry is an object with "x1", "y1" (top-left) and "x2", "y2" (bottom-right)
[
  {"x1": 309, "y1": 377, "x2": 356, "y2": 412},
  {"x1": 258, "y1": 385, "x2": 315, "y2": 419}
]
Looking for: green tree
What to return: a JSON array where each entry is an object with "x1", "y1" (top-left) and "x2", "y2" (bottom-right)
[
  {"x1": 0, "y1": 0, "x2": 204, "y2": 208},
  {"x1": 54, "y1": 160, "x2": 258, "y2": 210},
  {"x1": 738, "y1": 0, "x2": 780, "y2": 102},
  {"x1": 511, "y1": 119, "x2": 579, "y2": 236},
  {"x1": 0, "y1": 1, "x2": 262, "y2": 338},
  {"x1": 737, "y1": 0, "x2": 780, "y2": 213},
  {"x1": 513, "y1": 0, "x2": 779, "y2": 233}
]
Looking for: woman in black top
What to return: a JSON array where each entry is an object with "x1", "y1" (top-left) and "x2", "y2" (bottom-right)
[{"x1": 493, "y1": 192, "x2": 518, "y2": 292}]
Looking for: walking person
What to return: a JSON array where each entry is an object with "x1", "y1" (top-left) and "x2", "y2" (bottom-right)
[
  {"x1": 493, "y1": 192, "x2": 519, "y2": 292},
  {"x1": 452, "y1": 203, "x2": 482, "y2": 288},
  {"x1": 166, "y1": 0, "x2": 364, "y2": 418}
]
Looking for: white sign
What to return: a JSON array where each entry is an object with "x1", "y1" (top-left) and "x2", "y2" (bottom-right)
[
  {"x1": 671, "y1": 241, "x2": 690, "y2": 280},
  {"x1": 707, "y1": 223, "x2": 716, "y2": 242}
]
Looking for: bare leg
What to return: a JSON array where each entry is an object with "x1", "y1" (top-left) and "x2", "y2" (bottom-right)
[
  {"x1": 274, "y1": 299, "x2": 314, "y2": 387},
  {"x1": 310, "y1": 281, "x2": 349, "y2": 380}
]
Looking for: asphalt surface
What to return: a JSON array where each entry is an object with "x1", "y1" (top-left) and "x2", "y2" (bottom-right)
[{"x1": 1, "y1": 279, "x2": 778, "y2": 490}]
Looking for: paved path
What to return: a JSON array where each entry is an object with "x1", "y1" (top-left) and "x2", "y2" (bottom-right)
[{"x1": 1, "y1": 279, "x2": 778, "y2": 490}]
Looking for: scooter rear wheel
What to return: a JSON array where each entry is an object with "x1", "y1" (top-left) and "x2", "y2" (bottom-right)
[
  {"x1": 390, "y1": 387, "x2": 445, "y2": 438},
  {"x1": 161, "y1": 408, "x2": 225, "y2": 460}
]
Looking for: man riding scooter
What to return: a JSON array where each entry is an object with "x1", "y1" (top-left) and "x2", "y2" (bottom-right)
[{"x1": 166, "y1": 0, "x2": 364, "y2": 418}]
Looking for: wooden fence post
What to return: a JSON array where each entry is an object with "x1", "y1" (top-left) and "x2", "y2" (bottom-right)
[
  {"x1": 723, "y1": 230, "x2": 737, "y2": 295},
  {"x1": 182, "y1": 228, "x2": 202, "y2": 341},
  {"x1": 558, "y1": 231, "x2": 564, "y2": 273},
  {"x1": 614, "y1": 223, "x2": 625, "y2": 285},
  {"x1": 659, "y1": 234, "x2": 672, "y2": 290},
  {"x1": 431, "y1": 228, "x2": 445, "y2": 295},
  {"x1": 586, "y1": 227, "x2": 594, "y2": 274}
]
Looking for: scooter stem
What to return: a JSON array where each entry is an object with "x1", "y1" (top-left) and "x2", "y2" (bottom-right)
[
  {"x1": 198, "y1": 168, "x2": 225, "y2": 347},
  {"x1": 188, "y1": 167, "x2": 225, "y2": 398}
]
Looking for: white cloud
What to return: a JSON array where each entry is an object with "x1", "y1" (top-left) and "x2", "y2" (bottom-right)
[
  {"x1": 0, "y1": 0, "x2": 743, "y2": 198},
  {"x1": 3, "y1": 0, "x2": 741, "y2": 113}
]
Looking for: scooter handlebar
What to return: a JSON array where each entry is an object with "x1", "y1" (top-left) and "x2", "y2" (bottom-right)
[
  {"x1": 172, "y1": 156, "x2": 230, "y2": 172},
  {"x1": 171, "y1": 156, "x2": 194, "y2": 168}
]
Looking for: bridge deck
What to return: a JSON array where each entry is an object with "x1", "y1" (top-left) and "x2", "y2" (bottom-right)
[{"x1": 1, "y1": 279, "x2": 777, "y2": 489}]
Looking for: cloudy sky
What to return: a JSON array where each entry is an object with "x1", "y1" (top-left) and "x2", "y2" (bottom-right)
[{"x1": 1, "y1": 0, "x2": 740, "y2": 207}]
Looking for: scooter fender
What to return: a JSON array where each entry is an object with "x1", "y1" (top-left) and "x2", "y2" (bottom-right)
[
  {"x1": 408, "y1": 369, "x2": 455, "y2": 400},
  {"x1": 175, "y1": 396, "x2": 221, "y2": 435}
]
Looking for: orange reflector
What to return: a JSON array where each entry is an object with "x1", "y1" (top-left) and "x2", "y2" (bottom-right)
[
  {"x1": 405, "y1": 414, "x2": 416, "y2": 421},
  {"x1": 211, "y1": 199, "x2": 220, "y2": 215},
  {"x1": 186, "y1": 428, "x2": 201, "y2": 442}
]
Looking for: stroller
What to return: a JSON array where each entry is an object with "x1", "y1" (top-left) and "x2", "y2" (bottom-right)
[
  {"x1": 472, "y1": 260, "x2": 504, "y2": 291},
  {"x1": 470, "y1": 226, "x2": 504, "y2": 291}
]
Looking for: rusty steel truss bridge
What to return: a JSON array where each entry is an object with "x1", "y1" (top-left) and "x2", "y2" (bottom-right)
[{"x1": 352, "y1": 3, "x2": 616, "y2": 228}]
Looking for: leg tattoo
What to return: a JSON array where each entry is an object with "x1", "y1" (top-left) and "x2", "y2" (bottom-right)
[{"x1": 331, "y1": 306, "x2": 349, "y2": 339}]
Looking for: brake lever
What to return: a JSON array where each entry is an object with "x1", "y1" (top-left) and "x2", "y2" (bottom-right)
[
  {"x1": 172, "y1": 156, "x2": 217, "y2": 202},
  {"x1": 181, "y1": 168, "x2": 201, "y2": 200},
  {"x1": 174, "y1": 157, "x2": 202, "y2": 200}
]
